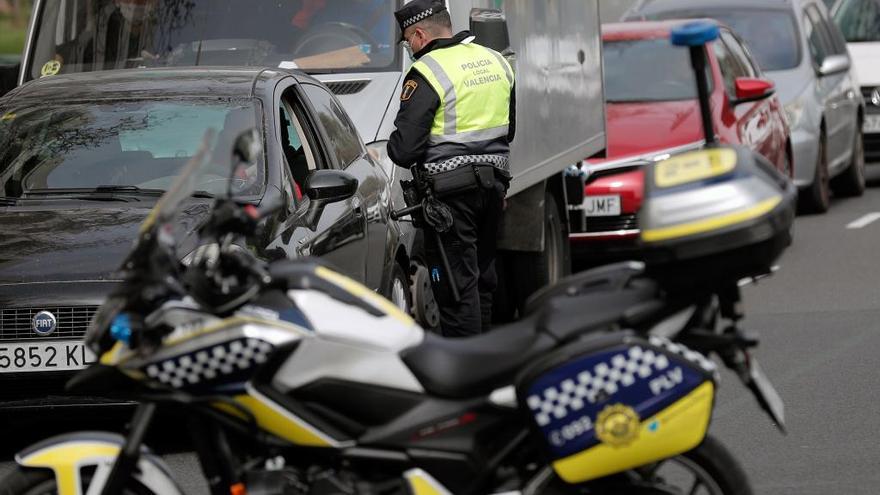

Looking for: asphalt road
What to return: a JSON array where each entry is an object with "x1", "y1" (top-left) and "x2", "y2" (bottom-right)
[{"x1": 4, "y1": 172, "x2": 880, "y2": 493}]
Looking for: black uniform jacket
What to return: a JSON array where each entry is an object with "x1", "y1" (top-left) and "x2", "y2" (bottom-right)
[{"x1": 387, "y1": 31, "x2": 516, "y2": 169}]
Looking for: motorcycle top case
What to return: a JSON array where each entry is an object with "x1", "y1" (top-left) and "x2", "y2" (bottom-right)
[
  {"x1": 516, "y1": 333, "x2": 717, "y2": 484},
  {"x1": 638, "y1": 145, "x2": 796, "y2": 291}
]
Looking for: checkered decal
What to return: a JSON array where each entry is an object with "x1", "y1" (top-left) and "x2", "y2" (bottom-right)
[
  {"x1": 424, "y1": 154, "x2": 510, "y2": 175},
  {"x1": 144, "y1": 338, "x2": 274, "y2": 389},
  {"x1": 649, "y1": 335, "x2": 718, "y2": 376},
  {"x1": 526, "y1": 339, "x2": 716, "y2": 427},
  {"x1": 402, "y1": 8, "x2": 434, "y2": 29},
  {"x1": 527, "y1": 345, "x2": 671, "y2": 427}
]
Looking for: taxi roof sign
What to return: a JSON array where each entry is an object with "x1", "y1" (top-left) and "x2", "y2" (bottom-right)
[{"x1": 670, "y1": 21, "x2": 719, "y2": 47}]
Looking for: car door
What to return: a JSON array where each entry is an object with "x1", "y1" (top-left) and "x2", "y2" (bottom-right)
[
  {"x1": 722, "y1": 30, "x2": 786, "y2": 167},
  {"x1": 298, "y1": 83, "x2": 392, "y2": 291},
  {"x1": 805, "y1": 3, "x2": 857, "y2": 169},
  {"x1": 270, "y1": 82, "x2": 370, "y2": 285},
  {"x1": 713, "y1": 32, "x2": 770, "y2": 157}
]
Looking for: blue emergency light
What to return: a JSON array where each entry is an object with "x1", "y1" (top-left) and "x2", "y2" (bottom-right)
[
  {"x1": 110, "y1": 313, "x2": 133, "y2": 345},
  {"x1": 670, "y1": 21, "x2": 719, "y2": 47}
]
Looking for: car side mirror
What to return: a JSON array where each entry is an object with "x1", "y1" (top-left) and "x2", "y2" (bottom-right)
[
  {"x1": 301, "y1": 170, "x2": 358, "y2": 230},
  {"x1": 817, "y1": 54, "x2": 850, "y2": 77},
  {"x1": 0, "y1": 58, "x2": 20, "y2": 97},
  {"x1": 732, "y1": 77, "x2": 776, "y2": 106},
  {"x1": 470, "y1": 9, "x2": 513, "y2": 56}
]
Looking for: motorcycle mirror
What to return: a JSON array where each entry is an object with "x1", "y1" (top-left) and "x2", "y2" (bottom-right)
[
  {"x1": 229, "y1": 129, "x2": 263, "y2": 198},
  {"x1": 232, "y1": 129, "x2": 262, "y2": 165}
]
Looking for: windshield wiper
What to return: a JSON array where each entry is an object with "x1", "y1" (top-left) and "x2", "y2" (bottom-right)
[
  {"x1": 22, "y1": 186, "x2": 215, "y2": 201},
  {"x1": 94, "y1": 186, "x2": 215, "y2": 198}
]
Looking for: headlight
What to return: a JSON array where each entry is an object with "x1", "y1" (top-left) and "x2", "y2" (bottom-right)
[
  {"x1": 366, "y1": 141, "x2": 395, "y2": 181},
  {"x1": 784, "y1": 100, "x2": 805, "y2": 129}
]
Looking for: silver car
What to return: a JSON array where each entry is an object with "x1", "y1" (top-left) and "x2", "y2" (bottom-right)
[{"x1": 627, "y1": 0, "x2": 866, "y2": 213}]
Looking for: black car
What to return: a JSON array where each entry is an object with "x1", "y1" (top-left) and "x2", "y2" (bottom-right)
[{"x1": 0, "y1": 67, "x2": 412, "y2": 407}]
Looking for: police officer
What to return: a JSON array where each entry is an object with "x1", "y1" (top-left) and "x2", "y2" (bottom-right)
[{"x1": 388, "y1": 0, "x2": 515, "y2": 338}]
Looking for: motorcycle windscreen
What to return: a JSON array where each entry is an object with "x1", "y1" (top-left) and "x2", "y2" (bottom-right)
[{"x1": 518, "y1": 335, "x2": 716, "y2": 484}]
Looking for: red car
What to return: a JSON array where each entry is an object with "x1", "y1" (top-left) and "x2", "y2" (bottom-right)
[{"x1": 570, "y1": 20, "x2": 791, "y2": 260}]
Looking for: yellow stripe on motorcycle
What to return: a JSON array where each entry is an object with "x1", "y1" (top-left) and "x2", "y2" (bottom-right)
[
  {"x1": 315, "y1": 266, "x2": 415, "y2": 325},
  {"x1": 641, "y1": 197, "x2": 781, "y2": 243},
  {"x1": 553, "y1": 381, "x2": 715, "y2": 484},
  {"x1": 214, "y1": 386, "x2": 339, "y2": 448},
  {"x1": 19, "y1": 442, "x2": 120, "y2": 495},
  {"x1": 404, "y1": 469, "x2": 454, "y2": 495}
]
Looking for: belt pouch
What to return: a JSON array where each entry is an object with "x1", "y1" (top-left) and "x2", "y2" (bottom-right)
[
  {"x1": 475, "y1": 165, "x2": 496, "y2": 188},
  {"x1": 430, "y1": 166, "x2": 479, "y2": 197}
]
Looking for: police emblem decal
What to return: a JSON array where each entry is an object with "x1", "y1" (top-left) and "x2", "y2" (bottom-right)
[
  {"x1": 32, "y1": 311, "x2": 57, "y2": 336},
  {"x1": 401, "y1": 80, "x2": 419, "y2": 101},
  {"x1": 595, "y1": 404, "x2": 640, "y2": 447}
]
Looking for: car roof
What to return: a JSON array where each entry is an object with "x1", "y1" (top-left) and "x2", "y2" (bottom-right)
[
  {"x1": 2, "y1": 67, "x2": 321, "y2": 104},
  {"x1": 602, "y1": 19, "x2": 720, "y2": 41},
  {"x1": 632, "y1": 0, "x2": 797, "y2": 17}
]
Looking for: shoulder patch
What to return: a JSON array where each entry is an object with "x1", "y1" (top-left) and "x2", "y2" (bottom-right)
[{"x1": 401, "y1": 80, "x2": 419, "y2": 101}]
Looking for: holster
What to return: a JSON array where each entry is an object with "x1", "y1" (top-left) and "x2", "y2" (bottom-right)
[{"x1": 430, "y1": 164, "x2": 499, "y2": 198}]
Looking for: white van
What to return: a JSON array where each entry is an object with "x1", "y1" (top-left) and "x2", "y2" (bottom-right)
[{"x1": 832, "y1": 0, "x2": 880, "y2": 163}]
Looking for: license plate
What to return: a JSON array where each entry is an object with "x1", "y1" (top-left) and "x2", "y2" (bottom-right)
[
  {"x1": 583, "y1": 195, "x2": 621, "y2": 217},
  {"x1": 864, "y1": 115, "x2": 880, "y2": 134},
  {"x1": 654, "y1": 149, "x2": 736, "y2": 188},
  {"x1": 0, "y1": 341, "x2": 96, "y2": 373}
]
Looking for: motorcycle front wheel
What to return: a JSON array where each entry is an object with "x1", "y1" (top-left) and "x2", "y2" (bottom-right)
[
  {"x1": 525, "y1": 435, "x2": 752, "y2": 495},
  {"x1": 0, "y1": 467, "x2": 154, "y2": 495}
]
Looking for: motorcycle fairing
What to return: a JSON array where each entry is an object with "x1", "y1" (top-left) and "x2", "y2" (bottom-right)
[
  {"x1": 404, "y1": 468, "x2": 454, "y2": 495},
  {"x1": 215, "y1": 383, "x2": 352, "y2": 448},
  {"x1": 518, "y1": 334, "x2": 716, "y2": 484},
  {"x1": 15, "y1": 432, "x2": 183, "y2": 495}
]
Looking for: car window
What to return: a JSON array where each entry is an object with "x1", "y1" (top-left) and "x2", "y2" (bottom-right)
[
  {"x1": 804, "y1": 8, "x2": 830, "y2": 67},
  {"x1": 300, "y1": 84, "x2": 364, "y2": 169},
  {"x1": 807, "y1": 5, "x2": 846, "y2": 56},
  {"x1": 833, "y1": 0, "x2": 880, "y2": 42},
  {"x1": 720, "y1": 31, "x2": 757, "y2": 78},
  {"x1": 602, "y1": 38, "x2": 712, "y2": 102},
  {"x1": 645, "y1": 9, "x2": 801, "y2": 71},
  {"x1": 26, "y1": 0, "x2": 400, "y2": 83},
  {"x1": 278, "y1": 90, "x2": 318, "y2": 198},
  {"x1": 0, "y1": 98, "x2": 264, "y2": 197},
  {"x1": 713, "y1": 37, "x2": 745, "y2": 97}
]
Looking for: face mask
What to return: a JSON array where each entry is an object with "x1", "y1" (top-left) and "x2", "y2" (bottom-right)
[
  {"x1": 118, "y1": 2, "x2": 151, "y2": 23},
  {"x1": 403, "y1": 41, "x2": 415, "y2": 62}
]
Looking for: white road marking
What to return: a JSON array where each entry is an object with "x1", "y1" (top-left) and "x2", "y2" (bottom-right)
[{"x1": 846, "y1": 213, "x2": 880, "y2": 230}]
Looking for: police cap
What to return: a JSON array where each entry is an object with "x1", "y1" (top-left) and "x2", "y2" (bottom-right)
[{"x1": 395, "y1": 0, "x2": 448, "y2": 41}]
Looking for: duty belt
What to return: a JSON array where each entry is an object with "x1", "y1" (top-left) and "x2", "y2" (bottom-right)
[{"x1": 423, "y1": 154, "x2": 509, "y2": 176}]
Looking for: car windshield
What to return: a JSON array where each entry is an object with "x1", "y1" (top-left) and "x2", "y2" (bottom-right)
[
  {"x1": 0, "y1": 98, "x2": 264, "y2": 198},
  {"x1": 650, "y1": 10, "x2": 801, "y2": 71},
  {"x1": 603, "y1": 38, "x2": 705, "y2": 103},
  {"x1": 26, "y1": 0, "x2": 399, "y2": 81},
  {"x1": 833, "y1": 0, "x2": 880, "y2": 42}
]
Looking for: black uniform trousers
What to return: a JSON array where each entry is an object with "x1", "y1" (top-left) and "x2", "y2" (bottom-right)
[{"x1": 425, "y1": 169, "x2": 507, "y2": 338}]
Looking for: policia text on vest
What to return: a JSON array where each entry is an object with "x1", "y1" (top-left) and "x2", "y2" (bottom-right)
[{"x1": 388, "y1": 28, "x2": 515, "y2": 337}]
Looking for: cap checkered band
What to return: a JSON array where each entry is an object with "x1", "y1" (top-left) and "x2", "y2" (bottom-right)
[
  {"x1": 402, "y1": 8, "x2": 434, "y2": 29},
  {"x1": 526, "y1": 345, "x2": 671, "y2": 427},
  {"x1": 144, "y1": 338, "x2": 274, "y2": 389},
  {"x1": 424, "y1": 154, "x2": 509, "y2": 175}
]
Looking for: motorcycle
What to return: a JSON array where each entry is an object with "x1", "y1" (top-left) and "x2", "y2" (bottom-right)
[{"x1": 1, "y1": 22, "x2": 795, "y2": 495}]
